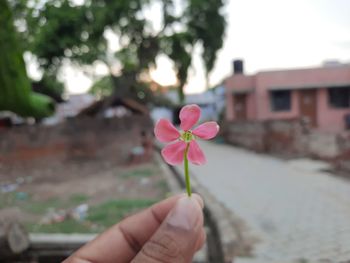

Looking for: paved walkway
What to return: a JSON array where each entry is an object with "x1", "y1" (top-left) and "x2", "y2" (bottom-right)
[{"x1": 189, "y1": 141, "x2": 350, "y2": 262}]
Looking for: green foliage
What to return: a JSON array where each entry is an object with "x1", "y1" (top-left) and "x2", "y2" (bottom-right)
[
  {"x1": 161, "y1": 32, "x2": 193, "y2": 102},
  {"x1": 90, "y1": 75, "x2": 174, "y2": 107},
  {"x1": 0, "y1": 0, "x2": 54, "y2": 119},
  {"x1": 89, "y1": 76, "x2": 114, "y2": 98},
  {"x1": 32, "y1": 73, "x2": 65, "y2": 102},
  {"x1": 10, "y1": 0, "x2": 226, "y2": 103},
  {"x1": 29, "y1": 1, "x2": 104, "y2": 68},
  {"x1": 187, "y1": 0, "x2": 226, "y2": 74}
]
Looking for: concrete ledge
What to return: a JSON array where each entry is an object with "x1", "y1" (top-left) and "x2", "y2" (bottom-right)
[{"x1": 29, "y1": 233, "x2": 97, "y2": 247}]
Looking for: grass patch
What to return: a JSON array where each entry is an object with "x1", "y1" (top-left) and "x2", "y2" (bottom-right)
[
  {"x1": 25, "y1": 199, "x2": 158, "y2": 233},
  {"x1": 0, "y1": 193, "x2": 64, "y2": 214},
  {"x1": 0, "y1": 193, "x2": 89, "y2": 215},
  {"x1": 0, "y1": 193, "x2": 16, "y2": 209},
  {"x1": 0, "y1": 191, "x2": 32, "y2": 206},
  {"x1": 70, "y1": 194, "x2": 89, "y2": 204},
  {"x1": 24, "y1": 197, "x2": 64, "y2": 214},
  {"x1": 121, "y1": 168, "x2": 154, "y2": 178},
  {"x1": 26, "y1": 219, "x2": 94, "y2": 234},
  {"x1": 88, "y1": 199, "x2": 157, "y2": 228},
  {"x1": 1, "y1": 162, "x2": 167, "y2": 234}
]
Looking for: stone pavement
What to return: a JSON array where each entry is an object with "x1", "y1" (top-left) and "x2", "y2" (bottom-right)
[{"x1": 189, "y1": 141, "x2": 350, "y2": 262}]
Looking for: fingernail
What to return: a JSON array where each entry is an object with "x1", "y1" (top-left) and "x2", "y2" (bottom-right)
[
  {"x1": 192, "y1": 194, "x2": 204, "y2": 209},
  {"x1": 166, "y1": 197, "x2": 201, "y2": 231},
  {"x1": 179, "y1": 193, "x2": 204, "y2": 209}
]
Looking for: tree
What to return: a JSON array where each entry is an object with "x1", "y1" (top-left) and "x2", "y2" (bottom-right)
[
  {"x1": 9, "y1": 0, "x2": 66, "y2": 102},
  {"x1": 90, "y1": 75, "x2": 174, "y2": 107},
  {"x1": 32, "y1": 73, "x2": 65, "y2": 103},
  {"x1": 0, "y1": 0, "x2": 54, "y2": 119},
  {"x1": 13, "y1": 0, "x2": 226, "y2": 103}
]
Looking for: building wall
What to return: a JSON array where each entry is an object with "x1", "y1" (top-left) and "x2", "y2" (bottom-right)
[
  {"x1": 225, "y1": 74, "x2": 255, "y2": 91},
  {"x1": 225, "y1": 88, "x2": 234, "y2": 121},
  {"x1": 225, "y1": 66, "x2": 350, "y2": 132},
  {"x1": 317, "y1": 88, "x2": 350, "y2": 132},
  {"x1": 0, "y1": 116, "x2": 153, "y2": 166},
  {"x1": 247, "y1": 92, "x2": 257, "y2": 119},
  {"x1": 256, "y1": 66, "x2": 350, "y2": 89},
  {"x1": 226, "y1": 92, "x2": 257, "y2": 121},
  {"x1": 255, "y1": 74, "x2": 299, "y2": 120},
  {"x1": 223, "y1": 119, "x2": 350, "y2": 160},
  {"x1": 225, "y1": 75, "x2": 255, "y2": 121}
]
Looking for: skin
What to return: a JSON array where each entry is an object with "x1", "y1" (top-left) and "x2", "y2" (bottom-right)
[{"x1": 64, "y1": 194, "x2": 206, "y2": 263}]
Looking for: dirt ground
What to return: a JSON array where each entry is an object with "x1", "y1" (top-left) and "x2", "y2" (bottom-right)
[{"x1": 0, "y1": 156, "x2": 170, "y2": 233}]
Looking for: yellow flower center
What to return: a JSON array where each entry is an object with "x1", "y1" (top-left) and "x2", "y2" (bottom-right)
[{"x1": 181, "y1": 131, "x2": 194, "y2": 143}]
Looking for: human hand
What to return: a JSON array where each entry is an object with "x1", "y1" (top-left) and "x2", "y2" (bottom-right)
[{"x1": 63, "y1": 194, "x2": 205, "y2": 263}]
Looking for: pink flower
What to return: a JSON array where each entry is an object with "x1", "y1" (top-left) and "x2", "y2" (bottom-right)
[{"x1": 154, "y1": 104, "x2": 220, "y2": 166}]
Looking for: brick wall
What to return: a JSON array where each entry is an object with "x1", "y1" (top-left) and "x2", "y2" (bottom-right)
[
  {"x1": 222, "y1": 120, "x2": 350, "y2": 167},
  {"x1": 334, "y1": 132, "x2": 350, "y2": 172},
  {"x1": 0, "y1": 116, "x2": 153, "y2": 166},
  {"x1": 222, "y1": 121, "x2": 267, "y2": 152}
]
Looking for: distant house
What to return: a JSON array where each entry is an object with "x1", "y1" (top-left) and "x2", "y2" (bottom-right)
[
  {"x1": 78, "y1": 95, "x2": 149, "y2": 118},
  {"x1": 185, "y1": 86, "x2": 225, "y2": 121},
  {"x1": 43, "y1": 94, "x2": 95, "y2": 125},
  {"x1": 224, "y1": 60, "x2": 350, "y2": 132},
  {"x1": 151, "y1": 85, "x2": 225, "y2": 123}
]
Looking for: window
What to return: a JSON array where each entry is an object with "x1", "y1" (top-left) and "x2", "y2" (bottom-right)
[
  {"x1": 328, "y1": 87, "x2": 350, "y2": 108},
  {"x1": 270, "y1": 90, "x2": 291, "y2": 112}
]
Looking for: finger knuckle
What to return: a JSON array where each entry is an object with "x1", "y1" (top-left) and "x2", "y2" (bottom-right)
[{"x1": 135, "y1": 234, "x2": 184, "y2": 262}]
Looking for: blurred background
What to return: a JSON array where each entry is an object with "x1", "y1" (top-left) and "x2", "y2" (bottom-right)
[{"x1": 1, "y1": 0, "x2": 350, "y2": 262}]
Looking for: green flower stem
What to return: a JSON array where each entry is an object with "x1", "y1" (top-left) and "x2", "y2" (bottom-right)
[{"x1": 184, "y1": 143, "x2": 191, "y2": 197}]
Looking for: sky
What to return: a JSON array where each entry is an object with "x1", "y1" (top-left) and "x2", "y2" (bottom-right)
[{"x1": 25, "y1": 0, "x2": 350, "y2": 95}]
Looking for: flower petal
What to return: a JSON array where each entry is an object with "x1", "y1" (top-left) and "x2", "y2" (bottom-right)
[
  {"x1": 161, "y1": 141, "x2": 187, "y2": 165},
  {"x1": 192, "y1": 121, "x2": 220, "y2": 140},
  {"x1": 187, "y1": 140, "x2": 206, "y2": 165},
  {"x1": 154, "y1": 119, "x2": 180, "y2": 143},
  {"x1": 180, "y1": 104, "x2": 201, "y2": 131}
]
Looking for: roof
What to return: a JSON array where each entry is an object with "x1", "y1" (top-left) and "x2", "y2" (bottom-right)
[
  {"x1": 226, "y1": 65, "x2": 350, "y2": 91},
  {"x1": 269, "y1": 83, "x2": 350, "y2": 91},
  {"x1": 78, "y1": 95, "x2": 149, "y2": 117}
]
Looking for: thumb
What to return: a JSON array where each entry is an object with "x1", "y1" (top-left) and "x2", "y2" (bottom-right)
[{"x1": 132, "y1": 195, "x2": 204, "y2": 263}]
